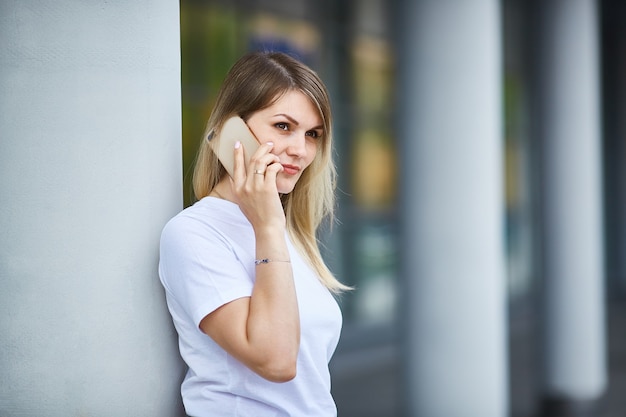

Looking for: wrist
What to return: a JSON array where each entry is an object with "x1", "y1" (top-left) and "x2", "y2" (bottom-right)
[
  {"x1": 254, "y1": 258, "x2": 291, "y2": 265},
  {"x1": 253, "y1": 223, "x2": 286, "y2": 238}
]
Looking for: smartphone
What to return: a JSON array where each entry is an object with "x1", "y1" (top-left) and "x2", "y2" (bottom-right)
[{"x1": 207, "y1": 116, "x2": 260, "y2": 178}]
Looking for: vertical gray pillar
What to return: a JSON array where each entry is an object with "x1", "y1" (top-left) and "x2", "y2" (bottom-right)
[
  {"x1": 613, "y1": 3, "x2": 626, "y2": 295},
  {"x1": 396, "y1": 1, "x2": 507, "y2": 416},
  {"x1": 534, "y1": 1, "x2": 607, "y2": 415},
  {"x1": 0, "y1": 2, "x2": 185, "y2": 416}
]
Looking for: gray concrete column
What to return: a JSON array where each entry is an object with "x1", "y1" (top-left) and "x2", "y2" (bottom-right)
[
  {"x1": 0, "y1": 2, "x2": 185, "y2": 416},
  {"x1": 395, "y1": 1, "x2": 507, "y2": 416},
  {"x1": 532, "y1": 1, "x2": 607, "y2": 415},
  {"x1": 610, "y1": 2, "x2": 626, "y2": 296}
]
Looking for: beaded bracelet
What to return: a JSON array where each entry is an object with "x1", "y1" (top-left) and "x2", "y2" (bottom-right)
[{"x1": 254, "y1": 258, "x2": 291, "y2": 265}]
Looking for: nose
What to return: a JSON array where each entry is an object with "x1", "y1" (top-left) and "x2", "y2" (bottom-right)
[{"x1": 286, "y1": 132, "x2": 307, "y2": 157}]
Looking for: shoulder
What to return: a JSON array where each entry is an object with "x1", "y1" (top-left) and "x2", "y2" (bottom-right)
[
  {"x1": 160, "y1": 204, "x2": 205, "y2": 251},
  {"x1": 162, "y1": 197, "x2": 243, "y2": 239},
  {"x1": 160, "y1": 197, "x2": 253, "y2": 261}
]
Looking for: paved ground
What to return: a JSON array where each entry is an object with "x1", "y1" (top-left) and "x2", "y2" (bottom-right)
[{"x1": 330, "y1": 299, "x2": 626, "y2": 417}]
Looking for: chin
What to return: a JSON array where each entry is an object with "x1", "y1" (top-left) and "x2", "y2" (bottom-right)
[{"x1": 276, "y1": 180, "x2": 297, "y2": 195}]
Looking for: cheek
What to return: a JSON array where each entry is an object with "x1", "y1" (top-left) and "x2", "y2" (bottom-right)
[
  {"x1": 304, "y1": 142, "x2": 319, "y2": 166},
  {"x1": 252, "y1": 126, "x2": 272, "y2": 143}
]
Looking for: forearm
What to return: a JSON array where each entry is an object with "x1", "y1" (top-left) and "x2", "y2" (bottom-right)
[{"x1": 246, "y1": 227, "x2": 300, "y2": 379}]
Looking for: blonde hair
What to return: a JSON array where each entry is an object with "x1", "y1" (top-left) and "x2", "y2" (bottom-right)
[{"x1": 192, "y1": 51, "x2": 350, "y2": 293}]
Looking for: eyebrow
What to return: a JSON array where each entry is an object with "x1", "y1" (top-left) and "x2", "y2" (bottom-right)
[{"x1": 273, "y1": 113, "x2": 323, "y2": 131}]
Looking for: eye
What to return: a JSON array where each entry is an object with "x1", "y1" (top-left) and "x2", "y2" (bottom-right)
[
  {"x1": 275, "y1": 122, "x2": 289, "y2": 131},
  {"x1": 306, "y1": 130, "x2": 322, "y2": 139}
]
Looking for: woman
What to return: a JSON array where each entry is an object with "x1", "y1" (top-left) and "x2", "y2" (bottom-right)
[{"x1": 159, "y1": 51, "x2": 350, "y2": 417}]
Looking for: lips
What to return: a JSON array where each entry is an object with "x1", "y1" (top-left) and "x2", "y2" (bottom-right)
[{"x1": 281, "y1": 164, "x2": 300, "y2": 175}]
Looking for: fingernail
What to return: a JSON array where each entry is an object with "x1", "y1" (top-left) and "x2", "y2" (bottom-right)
[
  {"x1": 234, "y1": 141, "x2": 241, "y2": 149},
  {"x1": 266, "y1": 142, "x2": 274, "y2": 146}
]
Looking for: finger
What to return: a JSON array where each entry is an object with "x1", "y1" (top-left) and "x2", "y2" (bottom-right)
[
  {"x1": 250, "y1": 142, "x2": 279, "y2": 176},
  {"x1": 262, "y1": 161, "x2": 284, "y2": 181},
  {"x1": 250, "y1": 141, "x2": 275, "y2": 157},
  {"x1": 232, "y1": 140, "x2": 246, "y2": 184},
  {"x1": 252, "y1": 167, "x2": 267, "y2": 178},
  {"x1": 252, "y1": 162, "x2": 281, "y2": 183}
]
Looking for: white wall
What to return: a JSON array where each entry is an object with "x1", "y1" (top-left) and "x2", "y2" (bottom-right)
[{"x1": 0, "y1": 1, "x2": 185, "y2": 415}]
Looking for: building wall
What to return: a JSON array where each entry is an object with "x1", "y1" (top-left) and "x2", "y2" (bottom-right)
[{"x1": 0, "y1": 2, "x2": 185, "y2": 415}]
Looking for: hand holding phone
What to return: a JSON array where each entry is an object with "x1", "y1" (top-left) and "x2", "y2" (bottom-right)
[{"x1": 207, "y1": 116, "x2": 261, "y2": 178}]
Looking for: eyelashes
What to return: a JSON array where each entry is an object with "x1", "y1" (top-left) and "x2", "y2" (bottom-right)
[{"x1": 274, "y1": 122, "x2": 322, "y2": 139}]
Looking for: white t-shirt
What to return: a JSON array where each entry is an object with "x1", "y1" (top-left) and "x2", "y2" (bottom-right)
[{"x1": 159, "y1": 196, "x2": 342, "y2": 417}]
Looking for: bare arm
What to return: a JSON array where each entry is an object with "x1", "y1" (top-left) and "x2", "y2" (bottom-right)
[{"x1": 199, "y1": 142, "x2": 300, "y2": 382}]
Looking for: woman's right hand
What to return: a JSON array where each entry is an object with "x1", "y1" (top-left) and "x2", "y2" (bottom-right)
[{"x1": 230, "y1": 140, "x2": 286, "y2": 233}]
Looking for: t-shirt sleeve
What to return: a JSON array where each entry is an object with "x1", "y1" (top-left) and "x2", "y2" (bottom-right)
[{"x1": 159, "y1": 215, "x2": 254, "y2": 327}]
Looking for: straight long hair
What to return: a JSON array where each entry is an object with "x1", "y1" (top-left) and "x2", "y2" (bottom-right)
[{"x1": 192, "y1": 51, "x2": 350, "y2": 293}]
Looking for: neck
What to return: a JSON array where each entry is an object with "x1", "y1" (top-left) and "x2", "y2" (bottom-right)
[{"x1": 210, "y1": 179, "x2": 236, "y2": 203}]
